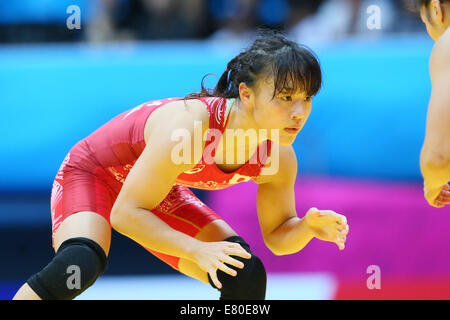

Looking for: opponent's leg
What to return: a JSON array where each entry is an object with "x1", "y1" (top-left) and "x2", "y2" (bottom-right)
[{"x1": 13, "y1": 211, "x2": 111, "y2": 300}]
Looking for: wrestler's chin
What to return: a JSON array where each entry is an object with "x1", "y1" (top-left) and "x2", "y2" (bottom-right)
[
  {"x1": 277, "y1": 131, "x2": 298, "y2": 146},
  {"x1": 265, "y1": 127, "x2": 300, "y2": 146}
]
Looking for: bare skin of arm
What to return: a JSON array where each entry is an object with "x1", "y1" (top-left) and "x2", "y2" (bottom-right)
[
  {"x1": 110, "y1": 100, "x2": 250, "y2": 288},
  {"x1": 420, "y1": 28, "x2": 450, "y2": 208},
  {"x1": 255, "y1": 144, "x2": 349, "y2": 256}
]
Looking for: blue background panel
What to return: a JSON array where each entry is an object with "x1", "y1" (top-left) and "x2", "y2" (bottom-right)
[{"x1": 0, "y1": 36, "x2": 434, "y2": 191}]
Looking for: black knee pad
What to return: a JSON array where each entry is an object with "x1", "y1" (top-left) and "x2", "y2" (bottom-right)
[
  {"x1": 26, "y1": 237, "x2": 108, "y2": 300},
  {"x1": 208, "y1": 236, "x2": 267, "y2": 300}
]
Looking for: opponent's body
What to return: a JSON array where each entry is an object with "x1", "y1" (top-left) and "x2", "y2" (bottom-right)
[
  {"x1": 416, "y1": 0, "x2": 450, "y2": 207},
  {"x1": 13, "y1": 32, "x2": 349, "y2": 300}
]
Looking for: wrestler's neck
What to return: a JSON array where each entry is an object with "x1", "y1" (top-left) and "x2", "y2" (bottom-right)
[
  {"x1": 224, "y1": 98, "x2": 266, "y2": 144},
  {"x1": 216, "y1": 98, "x2": 267, "y2": 162}
]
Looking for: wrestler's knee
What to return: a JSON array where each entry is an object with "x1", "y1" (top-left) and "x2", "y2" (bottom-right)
[
  {"x1": 208, "y1": 236, "x2": 266, "y2": 300},
  {"x1": 26, "y1": 237, "x2": 108, "y2": 300}
]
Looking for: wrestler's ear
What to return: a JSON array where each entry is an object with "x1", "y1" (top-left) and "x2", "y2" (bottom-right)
[
  {"x1": 430, "y1": 0, "x2": 445, "y2": 24},
  {"x1": 238, "y1": 82, "x2": 254, "y2": 108}
]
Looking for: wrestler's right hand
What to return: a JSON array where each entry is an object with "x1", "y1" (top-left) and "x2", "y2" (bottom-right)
[{"x1": 191, "y1": 241, "x2": 252, "y2": 289}]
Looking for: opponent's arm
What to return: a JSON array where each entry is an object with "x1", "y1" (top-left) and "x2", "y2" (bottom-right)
[
  {"x1": 420, "y1": 33, "x2": 450, "y2": 207},
  {"x1": 256, "y1": 144, "x2": 348, "y2": 256}
]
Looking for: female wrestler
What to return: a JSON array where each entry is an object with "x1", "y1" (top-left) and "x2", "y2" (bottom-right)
[
  {"x1": 13, "y1": 31, "x2": 349, "y2": 300},
  {"x1": 416, "y1": 0, "x2": 450, "y2": 207}
]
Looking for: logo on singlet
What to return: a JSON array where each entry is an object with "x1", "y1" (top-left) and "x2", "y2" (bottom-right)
[{"x1": 228, "y1": 173, "x2": 253, "y2": 185}]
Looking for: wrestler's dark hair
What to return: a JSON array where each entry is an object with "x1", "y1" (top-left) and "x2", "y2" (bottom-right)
[{"x1": 186, "y1": 29, "x2": 322, "y2": 100}]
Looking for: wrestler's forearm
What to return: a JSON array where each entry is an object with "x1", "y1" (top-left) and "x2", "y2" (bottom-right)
[
  {"x1": 111, "y1": 205, "x2": 201, "y2": 261},
  {"x1": 265, "y1": 216, "x2": 314, "y2": 256}
]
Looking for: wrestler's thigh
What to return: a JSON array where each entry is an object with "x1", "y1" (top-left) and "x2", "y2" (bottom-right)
[{"x1": 53, "y1": 211, "x2": 112, "y2": 256}]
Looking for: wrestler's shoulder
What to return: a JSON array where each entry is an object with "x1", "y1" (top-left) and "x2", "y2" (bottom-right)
[
  {"x1": 158, "y1": 98, "x2": 211, "y2": 122},
  {"x1": 144, "y1": 98, "x2": 210, "y2": 143}
]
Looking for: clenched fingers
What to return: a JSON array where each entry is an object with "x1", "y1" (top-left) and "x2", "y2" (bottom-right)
[
  {"x1": 335, "y1": 231, "x2": 346, "y2": 250},
  {"x1": 336, "y1": 224, "x2": 349, "y2": 250},
  {"x1": 436, "y1": 190, "x2": 450, "y2": 203},
  {"x1": 320, "y1": 210, "x2": 347, "y2": 225},
  {"x1": 336, "y1": 215, "x2": 347, "y2": 227},
  {"x1": 338, "y1": 224, "x2": 349, "y2": 235}
]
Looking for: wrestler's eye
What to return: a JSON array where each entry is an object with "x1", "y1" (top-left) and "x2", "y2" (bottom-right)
[
  {"x1": 304, "y1": 96, "x2": 312, "y2": 102},
  {"x1": 281, "y1": 96, "x2": 292, "y2": 102}
]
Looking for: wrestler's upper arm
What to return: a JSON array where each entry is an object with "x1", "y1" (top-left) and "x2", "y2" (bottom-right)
[
  {"x1": 112, "y1": 102, "x2": 209, "y2": 213},
  {"x1": 256, "y1": 144, "x2": 298, "y2": 244}
]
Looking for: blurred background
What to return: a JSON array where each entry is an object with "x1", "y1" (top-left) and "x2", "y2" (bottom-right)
[{"x1": 1, "y1": 0, "x2": 449, "y2": 300}]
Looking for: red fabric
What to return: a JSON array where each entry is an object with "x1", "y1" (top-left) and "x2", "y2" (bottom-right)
[
  {"x1": 49, "y1": 96, "x2": 271, "y2": 270},
  {"x1": 175, "y1": 97, "x2": 272, "y2": 190},
  {"x1": 51, "y1": 164, "x2": 221, "y2": 270}
]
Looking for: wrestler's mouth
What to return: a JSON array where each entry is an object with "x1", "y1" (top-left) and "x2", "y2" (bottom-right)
[{"x1": 283, "y1": 127, "x2": 301, "y2": 134}]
